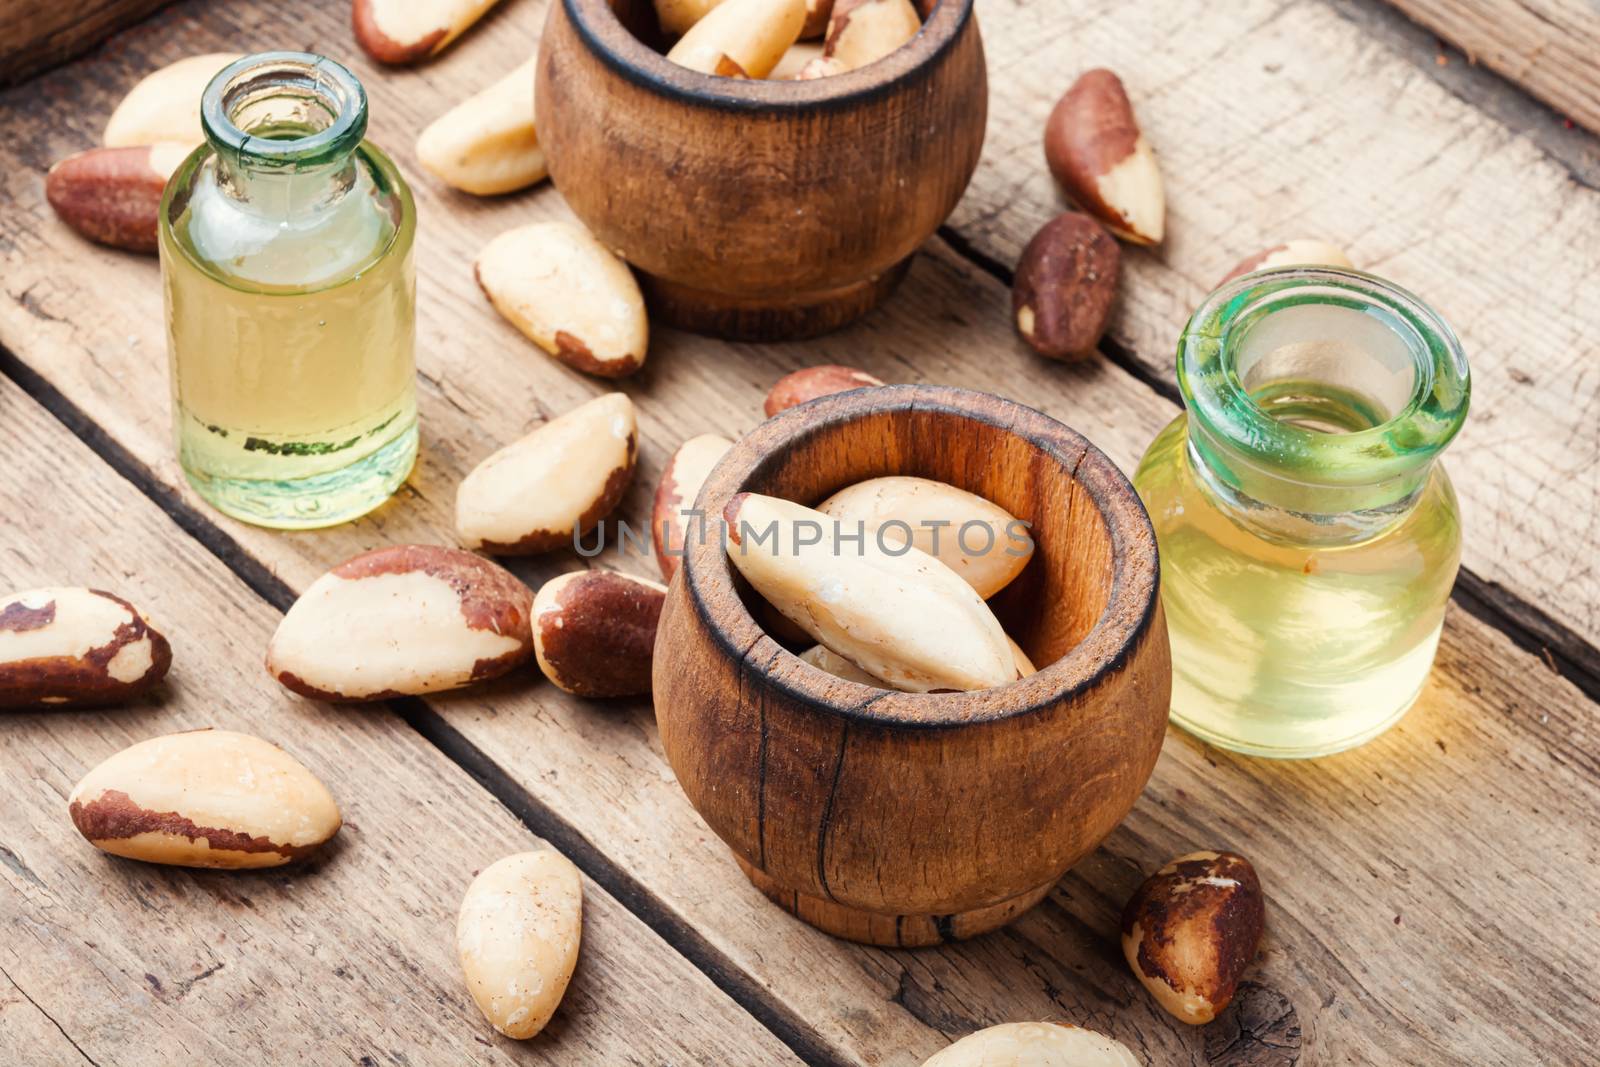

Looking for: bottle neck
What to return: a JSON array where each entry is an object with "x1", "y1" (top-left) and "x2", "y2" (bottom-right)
[
  {"x1": 201, "y1": 52, "x2": 368, "y2": 222},
  {"x1": 1178, "y1": 268, "x2": 1469, "y2": 546}
]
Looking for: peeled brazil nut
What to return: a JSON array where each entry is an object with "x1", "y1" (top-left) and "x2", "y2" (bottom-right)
[
  {"x1": 456, "y1": 392, "x2": 637, "y2": 555},
  {"x1": 802, "y1": 635, "x2": 1035, "y2": 688},
  {"x1": 1219, "y1": 239, "x2": 1354, "y2": 285},
  {"x1": 816, "y1": 476, "x2": 1034, "y2": 598},
  {"x1": 0, "y1": 587, "x2": 172, "y2": 709},
  {"x1": 764, "y1": 364, "x2": 884, "y2": 417},
  {"x1": 532, "y1": 571, "x2": 667, "y2": 698},
  {"x1": 458, "y1": 850, "x2": 583, "y2": 1039},
  {"x1": 1044, "y1": 68, "x2": 1165, "y2": 245},
  {"x1": 103, "y1": 53, "x2": 242, "y2": 148},
  {"x1": 353, "y1": 0, "x2": 503, "y2": 64},
  {"x1": 267, "y1": 545, "x2": 534, "y2": 701},
  {"x1": 819, "y1": 0, "x2": 922, "y2": 73},
  {"x1": 921, "y1": 1022, "x2": 1141, "y2": 1066},
  {"x1": 653, "y1": 433, "x2": 734, "y2": 581},
  {"x1": 46, "y1": 144, "x2": 189, "y2": 254},
  {"x1": 1122, "y1": 849, "x2": 1266, "y2": 1025},
  {"x1": 725, "y1": 493, "x2": 1015, "y2": 692},
  {"x1": 476, "y1": 222, "x2": 648, "y2": 378},
  {"x1": 417, "y1": 60, "x2": 546, "y2": 196},
  {"x1": 653, "y1": 0, "x2": 724, "y2": 37},
  {"x1": 667, "y1": 0, "x2": 806, "y2": 78},
  {"x1": 770, "y1": 40, "x2": 825, "y2": 79},
  {"x1": 68, "y1": 729, "x2": 340, "y2": 869},
  {"x1": 1012, "y1": 212, "x2": 1120, "y2": 362}
]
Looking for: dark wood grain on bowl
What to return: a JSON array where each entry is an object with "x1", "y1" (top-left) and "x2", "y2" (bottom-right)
[{"x1": 652, "y1": 385, "x2": 1170, "y2": 944}]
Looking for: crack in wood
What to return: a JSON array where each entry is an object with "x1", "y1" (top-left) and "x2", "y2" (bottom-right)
[{"x1": 1, "y1": 964, "x2": 102, "y2": 1066}]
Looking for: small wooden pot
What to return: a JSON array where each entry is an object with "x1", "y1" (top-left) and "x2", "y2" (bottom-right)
[
  {"x1": 534, "y1": 0, "x2": 987, "y2": 341},
  {"x1": 652, "y1": 386, "x2": 1170, "y2": 946}
]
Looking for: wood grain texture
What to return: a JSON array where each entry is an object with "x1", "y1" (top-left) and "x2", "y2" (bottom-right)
[
  {"x1": 946, "y1": 0, "x2": 1600, "y2": 656},
  {"x1": 0, "y1": 380, "x2": 800, "y2": 1066},
  {"x1": 0, "y1": 1, "x2": 1596, "y2": 1063},
  {"x1": 0, "y1": 0, "x2": 172, "y2": 85},
  {"x1": 1380, "y1": 0, "x2": 1600, "y2": 134},
  {"x1": 654, "y1": 386, "x2": 1169, "y2": 944},
  {"x1": 536, "y1": 0, "x2": 986, "y2": 338}
]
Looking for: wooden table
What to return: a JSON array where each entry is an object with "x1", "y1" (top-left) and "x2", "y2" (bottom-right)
[{"x1": 1, "y1": 1, "x2": 1596, "y2": 1063}]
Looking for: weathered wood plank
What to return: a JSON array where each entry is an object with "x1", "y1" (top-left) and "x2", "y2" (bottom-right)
[
  {"x1": 946, "y1": 0, "x2": 1600, "y2": 659},
  {"x1": 0, "y1": 2, "x2": 1597, "y2": 1064},
  {"x1": 1379, "y1": 0, "x2": 1600, "y2": 134},
  {"x1": 0, "y1": 0, "x2": 172, "y2": 86},
  {"x1": 0, "y1": 380, "x2": 801, "y2": 1066}
]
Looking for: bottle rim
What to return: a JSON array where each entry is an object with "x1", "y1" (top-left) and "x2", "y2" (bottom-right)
[
  {"x1": 1177, "y1": 266, "x2": 1471, "y2": 489},
  {"x1": 201, "y1": 51, "x2": 368, "y2": 168}
]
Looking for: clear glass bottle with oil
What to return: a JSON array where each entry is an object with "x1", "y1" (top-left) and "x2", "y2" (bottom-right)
[
  {"x1": 159, "y1": 51, "x2": 417, "y2": 528},
  {"x1": 1134, "y1": 267, "x2": 1470, "y2": 757}
]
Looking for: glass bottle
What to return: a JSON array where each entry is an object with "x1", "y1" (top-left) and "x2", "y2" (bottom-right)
[
  {"x1": 159, "y1": 51, "x2": 417, "y2": 528},
  {"x1": 1133, "y1": 267, "x2": 1470, "y2": 758}
]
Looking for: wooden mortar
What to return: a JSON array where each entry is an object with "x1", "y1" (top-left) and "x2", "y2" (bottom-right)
[
  {"x1": 534, "y1": 0, "x2": 987, "y2": 341},
  {"x1": 652, "y1": 385, "x2": 1171, "y2": 945}
]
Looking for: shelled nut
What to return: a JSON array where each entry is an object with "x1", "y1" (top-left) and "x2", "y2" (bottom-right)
[
  {"x1": 46, "y1": 144, "x2": 189, "y2": 254},
  {"x1": 68, "y1": 729, "x2": 341, "y2": 869},
  {"x1": 764, "y1": 364, "x2": 884, "y2": 416},
  {"x1": 103, "y1": 53, "x2": 242, "y2": 148},
  {"x1": 476, "y1": 222, "x2": 649, "y2": 378},
  {"x1": 817, "y1": 0, "x2": 921, "y2": 74},
  {"x1": 417, "y1": 60, "x2": 546, "y2": 196},
  {"x1": 1122, "y1": 849, "x2": 1266, "y2": 1024},
  {"x1": 458, "y1": 850, "x2": 583, "y2": 1039},
  {"x1": 353, "y1": 0, "x2": 504, "y2": 64},
  {"x1": 1219, "y1": 239, "x2": 1354, "y2": 285},
  {"x1": 816, "y1": 476, "x2": 1033, "y2": 598},
  {"x1": 921, "y1": 1022, "x2": 1141, "y2": 1066},
  {"x1": 653, "y1": 0, "x2": 723, "y2": 36},
  {"x1": 725, "y1": 492, "x2": 1016, "y2": 692},
  {"x1": 1044, "y1": 69, "x2": 1165, "y2": 245},
  {"x1": 456, "y1": 392, "x2": 638, "y2": 555},
  {"x1": 0, "y1": 587, "x2": 172, "y2": 708},
  {"x1": 532, "y1": 570, "x2": 667, "y2": 698},
  {"x1": 653, "y1": 434, "x2": 734, "y2": 581},
  {"x1": 666, "y1": 0, "x2": 807, "y2": 78},
  {"x1": 1012, "y1": 212, "x2": 1121, "y2": 362},
  {"x1": 267, "y1": 545, "x2": 534, "y2": 701}
]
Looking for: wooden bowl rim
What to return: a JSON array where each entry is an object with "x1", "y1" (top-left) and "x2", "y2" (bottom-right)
[
  {"x1": 682, "y1": 384, "x2": 1163, "y2": 730},
  {"x1": 561, "y1": 0, "x2": 975, "y2": 112}
]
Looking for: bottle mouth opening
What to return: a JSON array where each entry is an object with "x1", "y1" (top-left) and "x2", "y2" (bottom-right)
[
  {"x1": 201, "y1": 51, "x2": 367, "y2": 168},
  {"x1": 1178, "y1": 266, "x2": 1470, "y2": 490}
]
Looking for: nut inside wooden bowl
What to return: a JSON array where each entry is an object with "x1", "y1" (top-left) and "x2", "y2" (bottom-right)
[{"x1": 653, "y1": 385, "x2": 1170, "y2": 945}]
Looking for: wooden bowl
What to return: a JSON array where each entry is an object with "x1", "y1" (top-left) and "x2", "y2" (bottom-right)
[
  {"x1": 652, "y1": 385, "x2": 1170, "y2": 945},
  {"x1": 534, "y1": 0, "x2": 987, "y2": 341}
]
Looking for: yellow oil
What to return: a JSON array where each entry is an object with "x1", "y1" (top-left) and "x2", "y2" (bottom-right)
[
  {"x1": 160, "y1": 139, "x2": 417, "y2": 528},
  {"x1": 1134, "y1": 388, "x2": 1461, "y2": 757}
]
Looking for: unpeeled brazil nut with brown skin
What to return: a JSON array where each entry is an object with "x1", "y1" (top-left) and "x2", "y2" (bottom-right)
[
  {"x1": 456, "y1": 392, "x2": 638, "y2": 555},
  {"x1": 921, "y1": 1022, "x2": 1141, "y2": 1066},
  {"x1": 267, "y1": 545, "x2": 534, "y2": 702},
  {"x1": 353, "y1": 0, "x2": 503, "y2": 64},
  {"x1": 46, "y1": 144, "x2": 190, "y2": 254},
  {"x1": 764, "y1": 364, "x2": 884, "y2": 417},
  {"x1": 1, "y1": 587, "x2": 172, "y2": 709},
  {"x1": 653, "y1": 434, "x2": 734, "y2": 581},
  {"x1": 533, "y1": 571, "x2": 667, "y2": 697},
  {"x1": 1122, "y1": 849, "x2": 1266, "y2": 1024},
  {"x1": 68, "y1": 729, "x2": 340, "y2": 869},
  {"x1": 476, "y1": 222, "x2": 648, "y2": 378},
  {"x1": 1013, "y1": 212, "x2": 1121, "y2": 362},
  {"x1": 1044, "y1": 68, "x2": 1165, "y2": 245},
  {"x1": 1219, "y1": 239, "x2": 1354, "y2": 285}
]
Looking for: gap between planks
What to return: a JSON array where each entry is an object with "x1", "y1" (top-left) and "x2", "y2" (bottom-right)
[
  {"x1": 935, "y1": 223, "x2": 1600, "y2": 710},
  {"x1": 0, "y1": 343, "x2": 850, "y2": 1067}
]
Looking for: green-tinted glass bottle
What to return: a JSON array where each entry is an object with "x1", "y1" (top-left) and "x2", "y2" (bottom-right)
[
  {"x1": 1133, "y1": 267, "x2": 1470, "y2": 758},
  {"x1": 159, "y1": 51, "x2": 417, "y2": 528}
]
